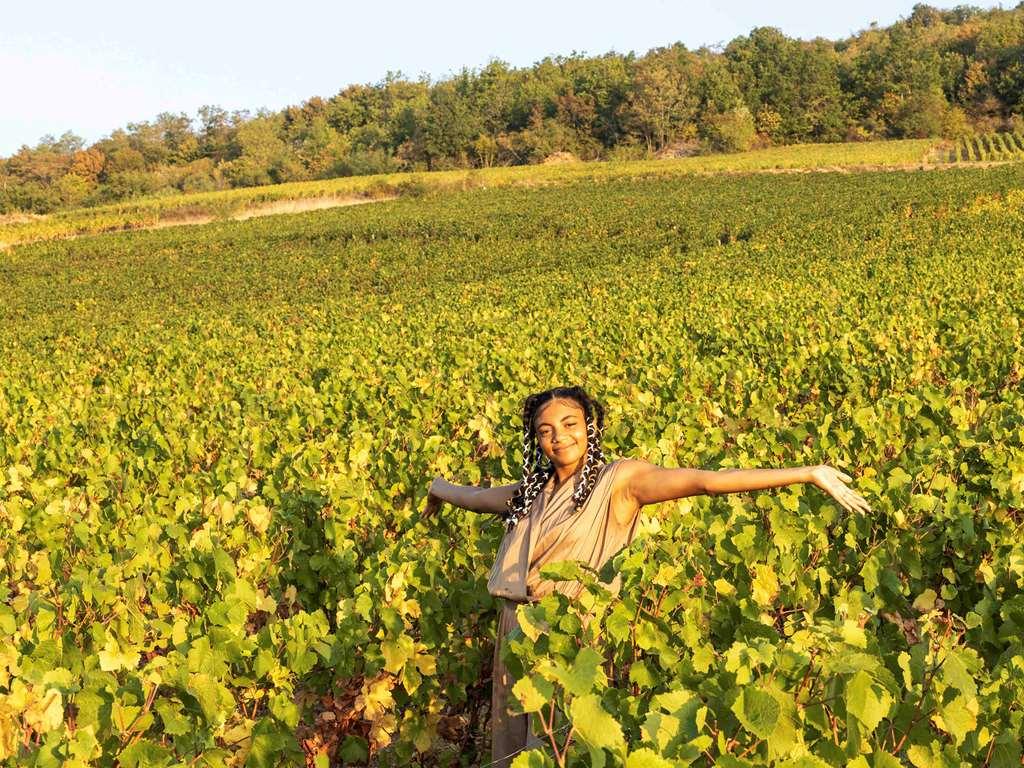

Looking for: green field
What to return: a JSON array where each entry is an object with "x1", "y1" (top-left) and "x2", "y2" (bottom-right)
[
  {"x1": 1, "y1": 163, "x2": 1023, "y2": 767},
  {"x1": 0, "y1": 139, "x2": 942, "y2": 251}
]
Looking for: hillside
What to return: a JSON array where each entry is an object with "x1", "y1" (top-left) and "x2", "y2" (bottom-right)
[
  {"x1": 2, "y1": 3, "x2": 1023, "y2": 216},
  {"x1": 0, "y1": 138, "x2": 957, "y2": 249},
  {"x1": 2, "y1": 161, "x2": 1023, "y2": 765}
]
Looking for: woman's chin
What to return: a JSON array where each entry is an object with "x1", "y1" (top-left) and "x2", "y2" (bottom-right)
[{"x1": 551, "y1": 451, "x2": 581, "y2": 467}]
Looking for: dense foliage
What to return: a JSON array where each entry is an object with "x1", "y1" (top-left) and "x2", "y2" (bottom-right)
[
  {"x1": 1, "y1": 164, "x2": 1023, "y2": 767},
  {"x1": 3, "y1": 3, "x2": 1024, "y2": 213},
  {"x1": 0, "y1": 139, "x2": 939, "y2": 250}
]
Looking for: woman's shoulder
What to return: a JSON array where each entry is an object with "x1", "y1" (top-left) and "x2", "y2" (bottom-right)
[
  {"x1": 595, "y1": 457, "x2": 639, "y2": 492},
  {"x1": 599, "y1": 457, "x2": 643, "y2": 483},
  {"x1": 597, "y1": 458, "x2": 644, "y2": 527},
  {"x1": 599, "y1": 457, "x2": 662, "y2": 502}
]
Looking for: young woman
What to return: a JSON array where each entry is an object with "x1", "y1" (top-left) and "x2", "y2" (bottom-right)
[{"x1": 422, "y1": 386, "x2": 870, "y2": 767}]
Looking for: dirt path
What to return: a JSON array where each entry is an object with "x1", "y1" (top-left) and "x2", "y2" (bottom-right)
[
  {"x1": 0, "y1": 195, "x2": 395, "y2": 251},
  {"x1": 142, "y1": 196, "x2": 393, "y2": 229}
]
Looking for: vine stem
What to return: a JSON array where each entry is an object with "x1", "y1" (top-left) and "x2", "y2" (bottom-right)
[
  {"x1": 981, "y1": 732, "x2": 997, "y2": 768},
  {"x1": 891, "y1": 652, "x2": 945, "y2": 754},
  {"x1": 560, "y1": 725, "x2": 575, "y2": 765},
  {"x1": 737, "y1": 738, "x2": 763, "y2": 759},
  {"x1": 794, "y1": 649, "x2": 819, "y2": 705},
  {"x1": 545, "y1": 699, "x2": 565, "y2": 766}
]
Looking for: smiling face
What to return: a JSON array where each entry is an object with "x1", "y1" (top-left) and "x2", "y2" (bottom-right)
[{"x1": 533, "y1": 398, "x2": 589, "y2": 474}]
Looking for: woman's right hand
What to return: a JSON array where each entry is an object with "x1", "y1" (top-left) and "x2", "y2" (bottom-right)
[{"x1": 421, "y1": 477, "x2": 445, "y2": 520}]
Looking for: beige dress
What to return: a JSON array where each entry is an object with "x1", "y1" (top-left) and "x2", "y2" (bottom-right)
[{"x1": 486, "y1": 459, "x2": 639, "y2": 767}]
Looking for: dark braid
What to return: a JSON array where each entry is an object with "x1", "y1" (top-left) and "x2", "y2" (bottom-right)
[{"x1": 503, "y1": 386, "x2": 608, "y2": 529}]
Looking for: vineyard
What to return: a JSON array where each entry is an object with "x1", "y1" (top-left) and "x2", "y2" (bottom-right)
[
  {"x1": 945, "y1": 132, "x2": 1024, "y2": 163},
  {"x1": 1, "y1": 164, "x2": 1023, "y2": 767},
  {"x1": 0, "y1": 138, "x2": 941, "y2": 251}
]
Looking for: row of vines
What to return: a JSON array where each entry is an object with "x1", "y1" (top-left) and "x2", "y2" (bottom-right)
[
  {"x1": 946, "y1": 132, "x2": 1024, "y2": 163},
  {"x1": 1, "y1": 165, "x2": 1023, "y2": 766}
]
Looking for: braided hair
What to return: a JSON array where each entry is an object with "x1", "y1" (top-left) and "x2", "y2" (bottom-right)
[{"x1": 503, "y1": 386, "x2": 607, "y2": 529}]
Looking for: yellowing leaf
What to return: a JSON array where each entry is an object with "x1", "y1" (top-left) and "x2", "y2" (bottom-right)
[
  {"x1": 355, "y1": 675, "x2": 395, "y2": 721},
  {"x1": 23, "y1": 687, "x2": 63, "y2": 733},
  {"x1": 368, "y1": 712, "x2": 397, "y2": 749},
  {"x1": 752, "y1": 564, "x2": 779, "y2": 607},
  {"x1": 97, "y1": 636, "x2": 139, "y2": 672},
  {"x1": 246, "y1": 503, "x2": 271, "y2": 533},
  {"x1": 841, "y1": 621, "x2": 867, "y2": 648},
  {"x1": 413, "y1": 647, "x2": 436, "y2": 676},
  {"x1": 714, "y1": 578, "x2": 736, "y2": 596},
  {"x1": 913, "y1": 589, "x2": 938, "y2": 612},
  {"x1": 381, "y1": 634, "x2": 415, "y2": 674}
]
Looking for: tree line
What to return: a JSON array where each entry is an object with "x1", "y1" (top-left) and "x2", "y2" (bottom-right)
[{"x1": 3, "y1": 3, "x2": 1023, "y2": 214}]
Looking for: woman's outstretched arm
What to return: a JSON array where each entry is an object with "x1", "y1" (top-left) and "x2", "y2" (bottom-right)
[
  {"x1": 422, "y1": 477, "x2": 520, "y2": 518},
  {"x1": 616, "y1": 460, "x2": 871, "y2": 516}
]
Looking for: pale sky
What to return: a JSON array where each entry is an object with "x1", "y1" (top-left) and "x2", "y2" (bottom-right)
[{"x1": 0, "y1": 0, "x2": 991, "y2": 156}]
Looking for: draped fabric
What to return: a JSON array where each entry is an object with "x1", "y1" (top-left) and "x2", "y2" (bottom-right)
[
  {"x1": 488, "y1": 459, "x2": 637, "y2": 602},
  {"x1": 489, "y1": 600, "x2": 541, "y2": 768},
  {"x1": 487, "y1": 459, "x2": 639, "y2": 766}
]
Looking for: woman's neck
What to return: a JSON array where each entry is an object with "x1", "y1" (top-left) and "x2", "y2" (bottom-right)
[{"x1": 552, "y1": 458, "x2": 584, "y2": 488}]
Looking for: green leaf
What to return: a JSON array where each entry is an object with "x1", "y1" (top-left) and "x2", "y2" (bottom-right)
[
  {"x1": 990, "y1": 732, "x2": 1023, "y2": 768},
  {"x1": 872, "y1": 749, "x2": 903, "y2": 768},
  {"x1": 778, "y1": 757, "x2": 830, "y2": 768},
  {"x1": 692, "y1": 645, "x2": 715, "y2": 673},
  {"x1": 246, "y1": 717, "x2": 302, "y2": 768},
  {"x1": 912, "y1": 589, "x2": 937, "y2": 612},
  {"x1": 97, "y1": 636, "x2": 139, "y2": 672},
  {"x1": 717, "y1": 757, "x2": 756, "y2": 768},
  {"x1": 512, "y1": 675, "x2": 553, "y2": 713},
  {"x1": 939, "y1": 650, "x2": 977, "y2": 697},
  {"x1": 626, "y1": 747, "x2": 675, "y2": 768},
  {"x1": 606, "y1": 603, "x2": 632, "y2": 642},
  {"x1": 186, "y1": 673, "x2": 230, "y2": 725},
  {"x1": 841, "y1": 621, "x2": 867, "y2": 649},
  {"x1": 731, "y1": 687, "x2": 779, "y2": 739},
  {"x1": 540, "y1": 560, "x2": 593, "y2": 583},
  {"x1": 380, "y1": 633, "x2": 415, "y2": 674},
  {"x1": 510, "y1": 749, "x2": 556, "y2": 768},
  {"x1": 641, "y1": 711, "x2": 682, "y2": 753},
  {"x1": 826, "y1": 652, "x2": 880, "y2": 676},
  {"x1": 117, "y1": 739, "x2": 172, "y2": 768},
  {"x1": 338, "y1": 736, "x2": 369, "y2": 764},
  {"x1": 635, "y1": 619, "x2": 663, "y2": 651},
  {"x1": 932, "y1": 695, "x2": 977, "y2": 745},
  {"x1": 569, "y1": 693, "x2": 626, "y2": 759},
  {"x1": 860, "y1": 557, "x2": 880, "y2": 592},
  {"x1": 906, "y1": 743, "x2": 936, "y2": 768},
  {"x1": 518, "y1": 605, "x2": 549, "y2": 642},
  {"x1": 629, "y1": 660, "x2": 657, "y2": 687},
  {"x1": 154, "y1": 699, "x2": 191, "y2": 736},
  {"x1": 556, "y1": 647, "x2": 605, "y2": 696},
  {"x1": 846, "y1": 671, "x2": 892, "y2": 731}
]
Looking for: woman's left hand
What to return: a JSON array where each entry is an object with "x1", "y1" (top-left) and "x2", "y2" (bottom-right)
[{"x1": 809, "y1": 465, "x2": 872, "y2": 515}]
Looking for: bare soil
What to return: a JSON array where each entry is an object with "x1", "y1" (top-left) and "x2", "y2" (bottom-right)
[
  {"x1": 1, "y1": 195, "x2": 394, "y2": 251},
  {"x1": 541, "y1": 151, "x2": 580, "y2": 165},
  {"x1": 0, "y1": 212, "x2": 46, "y2": 225}
]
